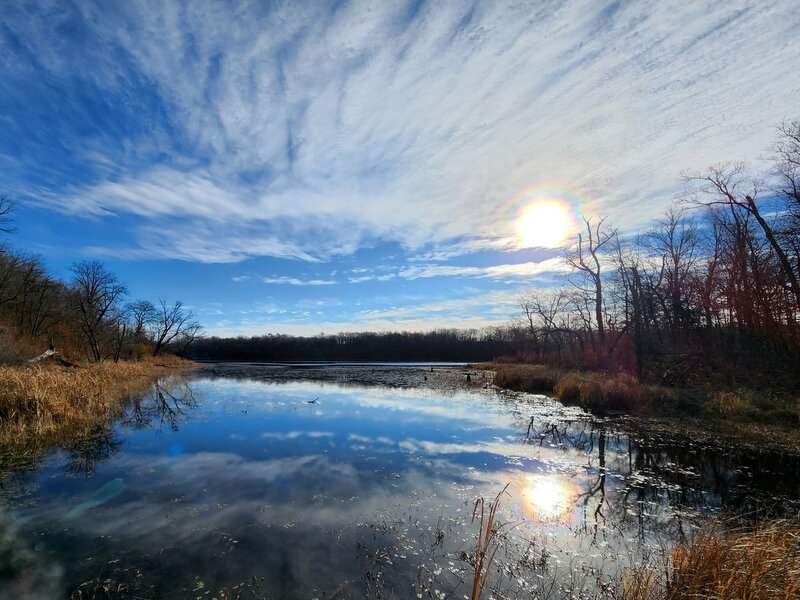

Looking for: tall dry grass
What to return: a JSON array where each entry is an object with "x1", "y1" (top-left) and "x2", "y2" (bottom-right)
[
  {"x1": 467, "y1": 486, "x2": 800, "y2": 600},
  {"x1": 485, "y1": 363, "x2": 677, "y2": 414},
  {"x1": 620, "y1": 519, "x2": 800, "y2": 600},
  {"x1": 0, "y1": 357, "x2": 194, "y2": 446},
  {"x1": 469, "y1": 484, "x2": 512, "y2": 600}
]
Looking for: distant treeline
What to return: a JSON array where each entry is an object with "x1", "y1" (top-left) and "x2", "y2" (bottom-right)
[
  {"x1": 0, "y1": 197, "x2": 201, "y2": 363},
  {"x1": 193, "y1": 328, "x2": 521, "y2": 362}
]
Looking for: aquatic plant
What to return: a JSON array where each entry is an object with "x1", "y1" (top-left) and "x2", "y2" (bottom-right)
[{"x1": 0, "y1": 357, "x2": 193, "y2": 445}]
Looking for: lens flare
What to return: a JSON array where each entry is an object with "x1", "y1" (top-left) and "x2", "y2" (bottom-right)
[{"x1": 515, "y1": 200, "x2": 572, "y2": 248}]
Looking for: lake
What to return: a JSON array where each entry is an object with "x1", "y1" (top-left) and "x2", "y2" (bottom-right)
[{"x1": 2, "y1": 364, "x2": 799, "y2": 599}]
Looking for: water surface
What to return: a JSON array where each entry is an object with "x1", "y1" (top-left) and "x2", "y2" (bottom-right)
[{"x1": 1, "y1": 365, "x2": 798, "y2": 599}]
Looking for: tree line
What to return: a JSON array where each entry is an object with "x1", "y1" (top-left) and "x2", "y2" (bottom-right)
[
  {"x1": 515, "y1": 120, "x2": 800, "y2": 385},
  {"x1": 193, "y1": 327, "x2": 524, "y2": 362},
  {"x1": 0, "y1": 199, "x2": 201, "y2": 363}
]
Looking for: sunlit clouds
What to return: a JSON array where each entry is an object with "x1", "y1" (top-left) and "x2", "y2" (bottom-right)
[
  {"x1": 3, "y1": 0, "x2": 800, "y2": 333},
  {"x1": 6, "y1": 1, "x2": 800, "y2": 263}
]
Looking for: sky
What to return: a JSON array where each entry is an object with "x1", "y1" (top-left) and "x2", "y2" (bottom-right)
[{"x1": 2, "y1": 0, "x2": 799, "y2": 336}]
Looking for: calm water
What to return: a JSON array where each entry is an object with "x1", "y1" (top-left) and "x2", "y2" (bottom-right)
[{"x1": 2, "y1": 365, "x2": 799, "y2": 599}]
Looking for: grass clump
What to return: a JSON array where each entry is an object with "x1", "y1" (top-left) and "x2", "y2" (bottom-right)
[
  {"x1": 706, "y1": 388, "x2": 800, "y2": 423},
  {"x1": 489, "y1": 364, "x2": 560, "y2": 394},
  {"x1": 484, "y1": 363, "x2": 675, "y2": 414},
  {"x1": 620, "y1": 519, "x2": 800, "y2": 600}
]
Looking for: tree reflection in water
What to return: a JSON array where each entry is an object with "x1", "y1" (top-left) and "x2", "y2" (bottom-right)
[
  {"x1": 124, "y1": 375, "x2": 197, "y2": 432},
  {"x1": 519, "y1": 411, "x2": 800, "y2": 552},
  {"x1": 1, "y1": 376, "x2": 197, "y2": 493}
]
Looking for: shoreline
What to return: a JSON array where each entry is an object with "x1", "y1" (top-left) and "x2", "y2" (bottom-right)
[
  {"x1": 476, "y1": 361, "x2": 800, "y2": 452},
  {"x1": 0, "y1": 356, "x2": 196, "y2": 452}
]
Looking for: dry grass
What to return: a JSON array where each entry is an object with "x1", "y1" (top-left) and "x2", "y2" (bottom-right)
[
  {"x1": 470, "y1": 484, "x2": 512, "y2": 600},
  {"x1": 0, "y1": 357, "x2": 195, "y2": 446},
  {"x1": 620, "y1": 519, "x2": 800, "y2": 600},
  {"x1": 483, "y1": 363, "x2": 677, "y2": 414},
  {"x1": 489, "y1": 364, "x2": 560, "y2": 394},
  {"x1": 707, "y1": 388, "x2": 800, "y2": 423}
]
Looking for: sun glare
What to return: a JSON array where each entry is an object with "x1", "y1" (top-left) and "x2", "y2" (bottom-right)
[
  {"x1": 515, "y1": 200, "x2": 572, "y2": 248},
  {"x1": 521, "y1": 475, "x2": 575, "y2": 523}
]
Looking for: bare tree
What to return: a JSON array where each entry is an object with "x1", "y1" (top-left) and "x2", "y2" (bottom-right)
[
  {"x1": 519, "y1": 289, "x2": 572, "y2": 361},
  {"x1": 774, "y1": 119, "x2": 800, "y2": 208},
  {"x1": 126, "y1": 299, "x2": 157, "y2": 343},
  {"x1": 151, "y1": 300, "x2": 193, "y2": 356},
  {"x1": 175, "y1": 321, "x2": 203, "y2": 357},
  {"x1": 71, "y1": 261, "x2": 127, "y2": 362},
  {"x1": 643, "y1": 207, "x2": 701, "y2": 331},
  {"x1": 566, "y1": 217, "x2": 618, "y2": 349},
  {"x1": 686, "y1": 163, "x2": 800, "y2": 313},
  {"x1": 110, "y1": 307, "x2": 129, "y2": 363},
  {"x1": 772, "y1": 120, "x2": 800, "y2": 299},
  {"x1": 0, "y1": 194, "x2": 14, "y2": 235},
  {"x1": 0, "y1": 250, "x2": 21, "y2": 308}
]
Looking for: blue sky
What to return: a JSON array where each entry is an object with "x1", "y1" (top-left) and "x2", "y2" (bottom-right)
[{"x1": 2, "y1": 0, "x2": 799, "y2": 336}]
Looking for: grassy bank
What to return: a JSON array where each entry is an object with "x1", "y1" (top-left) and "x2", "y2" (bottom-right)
[
  {"x1": 0, "y1": 356, "x2": 195, "y2": 448},
  {"x1": 477, "y1": 363, "x2": 686, "y2": 415},
  {"x1": 478, "y1": 362, "x2": 800, "y2": 424},
  {"x1": 620, "y1": 518, "x2": 800, "y2": 600}
]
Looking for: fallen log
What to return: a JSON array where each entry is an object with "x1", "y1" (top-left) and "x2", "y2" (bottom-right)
[{"x1": 27, "y1": 348, "x2": 79, "y2": 368}]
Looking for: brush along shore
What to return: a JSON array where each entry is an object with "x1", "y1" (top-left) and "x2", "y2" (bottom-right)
[
  {"x1": 476, "y1": 362, "x2": 800, "y2": 426},
  {"x1": 0, "y1": 356, "x2": 195, "y2": 447}
]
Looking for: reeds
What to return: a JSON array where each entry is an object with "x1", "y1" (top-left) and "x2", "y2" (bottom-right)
[
  {"x1": 486, "y1": 363, "x2": 676, "y2": 414},
  {"x1": 490, "y1": 364, "x2": 560, "y2": 394},
  {"x1": 620, "y1": 519, "x2": 800, "y2": 600},
  {"x1": 470, "y1": 483, "x2": 512, "y2": 600},
  {"x1": 707, "y1": 389, "x2": 800, "y2": 422},
  {"x1": 0, "y1": 357, "x2": 194, "y2": 445},
  {"x1": 485, "y1": 362, "x2": 798, "y2": 423}
]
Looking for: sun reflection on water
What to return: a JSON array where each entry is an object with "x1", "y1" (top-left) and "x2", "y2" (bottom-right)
[{"x1": 520, "y1": 475, "x2": 577, "y2": 524}]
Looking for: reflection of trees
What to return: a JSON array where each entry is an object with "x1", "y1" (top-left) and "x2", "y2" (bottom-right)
[
  {"x1": 0, "y1": 377, "x2": 197, "y2": 503},
  {"x1": 519, "y1": 414, "x2": 800, "y2": 549},
  {"x1": 64, "y1": 426, "x2": 123, "y2": 477},
  {"x1": 575, "y1": 427, "x2": 609, "y2": 542},
  {"x1": 125, "y1": 376, "x2": 197, "y2": 432},
  {"x1": 0, "y1": 425, "x2": 124, "y2": 502}
]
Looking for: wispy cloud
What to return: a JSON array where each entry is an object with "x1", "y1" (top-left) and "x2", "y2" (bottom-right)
[
  {"x1": 262, "y1": 276, "x2": 336, "y2": 286},
  {"x1": 5, "y1": 1, "x2": 799, "y2": 263},
  {"x1": 398, "y1": 258, "x2": 569, "y2": 281},
  {"x1": 348, "y1": 274, "x2": 396, "y2": 284}
]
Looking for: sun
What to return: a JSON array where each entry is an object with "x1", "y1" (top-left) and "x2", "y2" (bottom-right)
[{"x1": 515, "y1": 200, "x2": 572, "y2": 248}]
